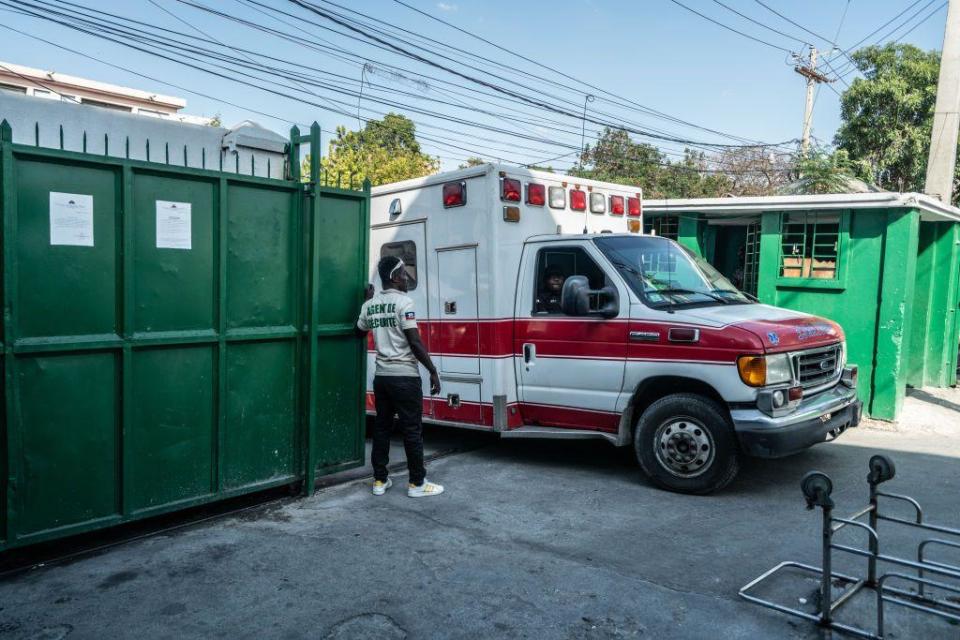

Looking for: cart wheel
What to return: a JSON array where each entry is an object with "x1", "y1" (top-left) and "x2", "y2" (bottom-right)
[
  {"x1": 801, "y1": 471, "x2": 833, "y2": 503},
  {"x1": 868, "y1": 455, "x2": 896, "y2": 484}
]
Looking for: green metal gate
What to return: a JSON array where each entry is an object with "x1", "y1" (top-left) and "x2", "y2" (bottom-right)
[{"x1": 0, "y1": 121, "x2": 369, "y2": 551}]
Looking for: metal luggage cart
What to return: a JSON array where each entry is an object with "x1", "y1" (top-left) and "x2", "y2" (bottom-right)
[{"x1": 739, "y1": 455, "x2": 960, "y2": 639}]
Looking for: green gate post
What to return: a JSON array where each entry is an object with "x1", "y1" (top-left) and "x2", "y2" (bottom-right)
[
  {"x1": 302, "y1": 122, "x2": 322, "y2": 496},
  {"x1": 1, "y1": 120, "x2": 13, "y2": 546},
  {"x1": 871, "y1": 209, "x2": 920, "y2": 420}
]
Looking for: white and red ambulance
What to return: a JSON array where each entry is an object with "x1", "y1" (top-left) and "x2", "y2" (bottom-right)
[{"x1": 367, "y1": 164, "x2": 861, "y2": 493}]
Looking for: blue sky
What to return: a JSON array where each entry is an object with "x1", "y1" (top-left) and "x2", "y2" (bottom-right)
[{"x1": 0, "y1": 0, "x2": 949, "y2": 171}]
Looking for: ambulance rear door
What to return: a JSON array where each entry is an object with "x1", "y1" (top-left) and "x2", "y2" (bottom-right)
[{"x1": 370, "y1": 221, "x2": 432, "y2": 416}]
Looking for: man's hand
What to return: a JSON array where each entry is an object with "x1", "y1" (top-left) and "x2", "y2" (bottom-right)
[
  {"x1": 364, "y1": 283, "x2": 375, "y2": 301},
  {"x1": 429, "y1": 371, "x2": 441, "y2": 395}
]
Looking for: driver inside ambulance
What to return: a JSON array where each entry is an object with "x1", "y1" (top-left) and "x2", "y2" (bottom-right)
[{"x1": 535, "y1": 266, "x2": 566, "y2": 314}]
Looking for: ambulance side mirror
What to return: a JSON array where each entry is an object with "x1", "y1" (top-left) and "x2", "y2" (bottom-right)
[{"x1": 560, "y1": 276, "x2": 619, "y2": 319}]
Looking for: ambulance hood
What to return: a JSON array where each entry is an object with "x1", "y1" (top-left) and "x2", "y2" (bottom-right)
[{"x1": 672, "y1": 303, "x2": 843, "y2": 352}]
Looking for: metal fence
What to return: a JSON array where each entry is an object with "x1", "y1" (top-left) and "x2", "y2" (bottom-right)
[{"x1": 0, "y1": 120, "x2": 370, "y2": 551}]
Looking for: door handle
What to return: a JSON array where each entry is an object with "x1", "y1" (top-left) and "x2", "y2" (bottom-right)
[{"x1": 523, "y1": 343, "x2": 536, "y2": 367}]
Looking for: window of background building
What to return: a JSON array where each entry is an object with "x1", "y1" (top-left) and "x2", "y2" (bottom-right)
[
  {"x1": 780, "y1": 212, "x2": 840, "y2": 279},
  {"x1": 83, "y1": 98, "x2": 132, "y2": 112},
  {"x1": 643, "y1": 215, "x2": 679, "y2": 240}
]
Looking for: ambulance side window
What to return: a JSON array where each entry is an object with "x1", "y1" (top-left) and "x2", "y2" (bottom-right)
[
  {"x1": 380, "y1": 241, "x2": 418, "y2": 290},
  {"x1": 533, "y1": 246, "x2": 605, "y2": 315}
]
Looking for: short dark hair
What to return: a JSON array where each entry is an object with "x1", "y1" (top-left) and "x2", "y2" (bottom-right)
[
  {"x1": 544, "y1": 265, "x2": 564, "y2": 280},
  {"x1": 378, "y1": 255, "x2": 403, "y2": 286}
]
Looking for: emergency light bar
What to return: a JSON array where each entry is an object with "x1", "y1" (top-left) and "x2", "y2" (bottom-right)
[
  {"x1": 570, "y1": 189, "x2": 586, "y2": 211},
  {"x1": 526, "y1": 182, "x2": 545, "y2": 206},
  {"x1": 500, "y1": 177, "x2": 521, "y2": 202},
  {"x1": 609, "y1": 195, "x2": 624, "y2": 216},
  {"x1": 589, "y1": 192, "x2": 606, "y2": 214},
  {"x1": 443, "y1": 181, "x2": 466, "y2": 208},
  {"x1": 548, "y1": 186, "x2": 565, "y2": 209}
]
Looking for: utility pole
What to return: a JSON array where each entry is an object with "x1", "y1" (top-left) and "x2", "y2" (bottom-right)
[
  {"x1": 924, "y1": 0, "x2": 960, "y2": 204},
  {"x1": 794, "y1": 46, "x2": 832, "y2": 155}
]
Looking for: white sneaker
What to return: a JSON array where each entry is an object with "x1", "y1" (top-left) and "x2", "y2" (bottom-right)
[
  {"x1": 407, "y1": 480, "x2": 444, "y2": 498},
  {"x1": 372, "y1": 477, "x2": 392, "y2": 496}
]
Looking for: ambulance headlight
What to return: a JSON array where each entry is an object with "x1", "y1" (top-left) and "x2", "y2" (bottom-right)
[{"x1": 737, "y1": 353, "x2": 793, "y2": 387}]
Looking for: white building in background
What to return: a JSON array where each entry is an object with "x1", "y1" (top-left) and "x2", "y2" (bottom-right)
[
  {"x1": 0, "y1": 61, "x2": 290, "y2": 180},
  {"x1": 0, "y1": 60, "x2": 213, "y2": 125}
]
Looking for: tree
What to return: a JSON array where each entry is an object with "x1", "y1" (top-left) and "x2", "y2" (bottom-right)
[
  {"x1": 458, "y1": 156, "x2": 486, "y2": 169},
  {"x1": 835, "y1": 43, "x2": 959, "y2": 200},
  {"x1": 574, "y1": 127, "x2": 663, "y2": 187},
  {"x1": 712, "y1": 147, "x2": 792, "y2": 196},
  {"x1": 575, "y1": 128, "x2": 733, "y2": 198},
  {"x1": 790, "y1": 147, "x2": 858, "y2": 194},
  {"x1": 303, "y1": 113, "x2": 438, "y2": 186}
]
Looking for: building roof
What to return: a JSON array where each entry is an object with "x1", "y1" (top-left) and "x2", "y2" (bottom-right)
[
  {"x1": 0, "y1": 61, "x2": 185, "y2": 109},
  {"x1": 644, "y1": 192, "x2": 960, "y2": 223}
]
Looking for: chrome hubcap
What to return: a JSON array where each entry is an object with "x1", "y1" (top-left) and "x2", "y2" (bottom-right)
[{"x1": 654, "y1": 418, "x2": 715, "y2": 478}]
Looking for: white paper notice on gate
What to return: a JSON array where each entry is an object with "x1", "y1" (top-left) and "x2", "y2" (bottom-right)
[
  {"x1": 155, "y1": 200, "x2": 192, "y2": 250},
  {"x1": 49, "y1": 192, "x2": 94, "y2": 247}
]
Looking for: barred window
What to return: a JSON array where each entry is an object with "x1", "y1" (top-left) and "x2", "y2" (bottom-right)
[
  {"x1": 643, "y1": 215, "x2": 679, "y2": 240},
  {"x1": 780, "y1": 213, "x2": 840, "y2": 279}
]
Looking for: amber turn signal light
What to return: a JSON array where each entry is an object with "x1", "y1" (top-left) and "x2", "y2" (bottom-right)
[{"x1": 737, "y1": 355, "x2": 767, "y2": 387}]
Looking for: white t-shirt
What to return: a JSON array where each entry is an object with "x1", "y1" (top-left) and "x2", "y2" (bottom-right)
[{"x1": 357, "y1": 289, "x2": 420, "y2": 377}]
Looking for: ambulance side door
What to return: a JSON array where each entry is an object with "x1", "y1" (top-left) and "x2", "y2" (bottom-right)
[{"x1": 513, "y1": 241, "x2": 629, "y2": 431}]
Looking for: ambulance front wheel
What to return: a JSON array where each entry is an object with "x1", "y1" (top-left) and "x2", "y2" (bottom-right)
[{"x1": 634, "y1": 393, "x2": 740, "y2": 495}]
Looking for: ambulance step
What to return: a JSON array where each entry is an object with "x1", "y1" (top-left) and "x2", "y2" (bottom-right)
[{"x1": 501, "y1": 426, "x2": 618, "y2": 445}]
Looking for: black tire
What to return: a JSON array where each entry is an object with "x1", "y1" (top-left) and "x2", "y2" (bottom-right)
[{"x1": 633, "y1": 393, "x2": 740, "y2": 494}]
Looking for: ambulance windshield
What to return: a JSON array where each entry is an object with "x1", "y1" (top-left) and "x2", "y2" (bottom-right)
[{"x1": 594, "y1": 236, "x2": 753, "y2": 308}]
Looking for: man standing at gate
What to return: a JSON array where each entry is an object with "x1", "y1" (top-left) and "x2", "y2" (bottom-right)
[{"x1": 356, "y1": 255, "x2": 444, "y2": 498}]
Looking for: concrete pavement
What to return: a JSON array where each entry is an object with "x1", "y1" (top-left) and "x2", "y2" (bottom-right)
[{"x1": 1, "y1": 391, "x2": 958, "y2": 639}]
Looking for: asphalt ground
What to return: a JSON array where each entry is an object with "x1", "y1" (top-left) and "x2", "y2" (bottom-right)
[{"x1": 1, "y1": 391, "x2": 958, "y2": 639}]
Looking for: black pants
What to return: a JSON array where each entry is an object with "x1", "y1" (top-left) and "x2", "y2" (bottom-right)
[{"x1": 372, "y1": 375, "x2": 426, "y2": 486}]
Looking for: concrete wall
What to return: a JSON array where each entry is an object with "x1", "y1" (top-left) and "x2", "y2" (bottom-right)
[{"x1": 0, "y1": 91, "x2": 287, "y2": 179}]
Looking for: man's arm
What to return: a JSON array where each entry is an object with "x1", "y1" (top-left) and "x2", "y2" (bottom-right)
[
  {"x1": 354, "y1": 284, "x2": 375, "y2": 338},
  {"x1": 404, "y1": 328, "x2": 441, "y2": 395}
]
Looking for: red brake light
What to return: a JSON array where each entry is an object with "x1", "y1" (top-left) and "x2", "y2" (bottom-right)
[
  {"x1": 500, "y1": 177, "x2": 521, "y2": 202},
  {"x1": 443, "y1": 181, "x2": 466, "y2": 208},
  {"x1": 627, "y1": 196, "x2": 641, "y2": 217},
  {"x1": 570, "y1": 189, "x2": 586, "y2": 211},
  {"x1": 526, "y1": 182, "x2": 545, "y2": 206},
  {"x1": 609, "y1": 195, "x2": 624, "y2": 215}
]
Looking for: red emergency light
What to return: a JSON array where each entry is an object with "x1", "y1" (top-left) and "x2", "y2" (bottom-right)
[
  {"x1": 609, "y1": 195, "x2": 624, "y2": 215},
  {"x1": 526, "y1": 182, "x2": 545, "y2": 206},
  {"x1": 500, "y1": 177, "x2": 521, "y2": 202},
  {"x1": 570, "y1": 189, "x2": 586, "y2": 211},
  {"x1": 443, "y1": 181, "x2": 466, "y2": 208},
  {"x1": 627, "y1": 196, "x2": 641, "y2": 217}
]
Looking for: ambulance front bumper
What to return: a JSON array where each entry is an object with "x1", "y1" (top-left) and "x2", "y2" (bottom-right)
[{"x1": 730, "y1": 374, "x2": 862, "y2": 458}]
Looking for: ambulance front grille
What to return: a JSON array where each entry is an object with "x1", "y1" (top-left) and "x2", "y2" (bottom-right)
[{"x1": 793, "y1": 344, "x2": 842, "y2": 390}]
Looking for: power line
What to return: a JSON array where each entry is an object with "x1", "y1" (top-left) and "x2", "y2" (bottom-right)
[
  {"x1": 389, "y1": 0, "x2": 768, "y2": 145},
  {"x1": 665, "y1": 0, "x2": 795, "y2": 53},
  {"x1": 710, "y1": 0, "x2": 811, "y2": 47},
  {"x1": 831, "y1": 0, "x2": 940, "y2": 77},
  {"x1": 288, "y1": 0, "x2": 788, "y2": 148}
]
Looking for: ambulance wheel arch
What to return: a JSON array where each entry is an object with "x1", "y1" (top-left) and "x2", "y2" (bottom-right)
[{"x1": 626, "y1": 380, "x2": 740, "y2": 494}]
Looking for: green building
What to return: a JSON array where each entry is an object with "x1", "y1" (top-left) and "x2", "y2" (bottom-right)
[{"x1": 644, "y1": 192, "x2": 960, "y2": 421}]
